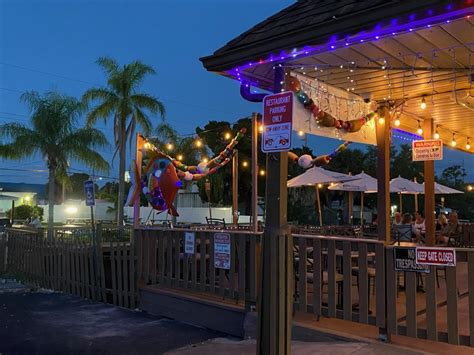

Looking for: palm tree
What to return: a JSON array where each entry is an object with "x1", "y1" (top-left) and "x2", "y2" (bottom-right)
[
  {"x1": 83, "y1": 57, "x2": 165, "y2": 226},
  {"x1": 0, "y1": 91, "x2": 109, "y2": 232}
]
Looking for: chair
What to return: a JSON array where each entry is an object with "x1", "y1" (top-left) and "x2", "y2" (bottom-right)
[
  {"x1": 394, "y1": 224, "x2": 413, "y2": 243},
  {"x1": 205, "y1": 217, "x2": 227, "y2": 229}
]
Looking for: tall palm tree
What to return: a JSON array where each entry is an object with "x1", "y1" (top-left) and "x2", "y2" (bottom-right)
[
  {"x1": 83, "y1": 57, "x2": 165, "y2": 226},
  {"x1": 0, "y1": 91, "x2": 109, "y2": 231}
]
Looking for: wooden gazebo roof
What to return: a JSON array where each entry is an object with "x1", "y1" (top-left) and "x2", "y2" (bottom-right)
[{"x1": 201, "y1": 0, "x2": 474, "y2": 153}]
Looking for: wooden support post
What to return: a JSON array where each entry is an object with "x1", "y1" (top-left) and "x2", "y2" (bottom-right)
[
  {"x1": 133, "y1": 134, "x2": 145, "y2": 227},
  {"x1": 252, "y1": 113, "x2": 259, "y2": 233},
  {"x1": 315, "y1": 185, "x2": 323, "y2": 226},
  {"x1": 414, "y1": 178, "x2": 419, "y2": 213},
  {"x1": 257, "y1": 66, "x2": 292, "y2": 355},
  {"x1": 348, "y1": 191, "x2": 353, "y2": 225},
  {"x1": 424, "y1": 119, "x2": 435, "y2": 246},
  {"x1": 232, "y1": 150, "x2": 239, "y2": 225},
  {"x1": 376, "y1": 106, "x2": 391, "y2": 243},
  {"x1": 399, "y1": 193, "x2": 403, "y2": 215}
]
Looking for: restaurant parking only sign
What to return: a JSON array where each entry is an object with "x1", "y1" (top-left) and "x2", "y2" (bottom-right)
[
  {"x1": 262, "y1": 91, "x2": 293, "y2": 153},
  {"x1": 412, "y1": 139, "x2": 443, "y2": 161}
]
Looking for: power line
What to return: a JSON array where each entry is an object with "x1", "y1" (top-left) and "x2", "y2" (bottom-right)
[{"x1": 0, "y1": 61, "x2": 249, "y2": 116}]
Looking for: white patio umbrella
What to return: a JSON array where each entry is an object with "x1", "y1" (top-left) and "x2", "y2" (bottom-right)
[
  {"x1": 329, "y1": 171, "x2": 377, "y2": 224},
  {"x1": 390, "y1": 176, "x2": 424, "y2": 214},
  {"x1": 287, "y1": 167, "x2": 357, "y2": 226},
  {"x1": 432, "y1": 182, "x2": 464, "y2": 195}
]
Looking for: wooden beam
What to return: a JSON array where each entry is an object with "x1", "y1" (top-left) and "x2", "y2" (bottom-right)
[
  {"x1": 252, "y1": 114, "x2": 259, "y2": 233},
  {"x1": 376, "y1": 106, "x2": 391, "y2": 243},
  {"x1": 257, "y1": 65, "x2": 292, "y2": 355},
  {"x1": 232, "y1": 150, "x2": 239, "y2": 225},
  {"x1": 134, "y1": 133, "x2": 145, "y2": 227},
  {"x1": 424, "y1": 118, "x2": 436, "y2": 246}
]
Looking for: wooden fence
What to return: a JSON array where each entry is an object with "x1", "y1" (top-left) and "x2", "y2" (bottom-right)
[
  {"x1": 1, "y1": 227, "x2": 136, "y2": 309},
  {"x1": 137, "y1": 227, "x2": 474, "y2": 348},
  {"x1": 136, "y1": 228, "x2": 261, "y2": 308},
  {"x1": 292, "y1": 233, "x2": 385, "y2": 327}
]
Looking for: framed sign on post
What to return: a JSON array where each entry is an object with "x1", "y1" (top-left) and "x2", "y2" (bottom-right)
[
  {"x1": 262, "y1": 91, "x2": 293, "y2": 153},
  {"x1": 214, "y1": 232, "x2": 231, "y2": 270},
  {"x1": 412, "y1": 139, "x2": 443, "y2": 161},
  {"x1": 185, "y1": 232, "x2": 195, "y2": 254}
]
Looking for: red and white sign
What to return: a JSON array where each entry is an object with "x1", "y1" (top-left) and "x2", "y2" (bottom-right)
[
  {"x1": 214, "y1": 233, "x2": 231, "y2": 269},
  {"x1": 416, "y1": 247, "x2": 456, "y2": 267},
  {"x1": 412, "y1": 139, "x2": 443, "y2": 161},
  {"x1": 262, "y1": 91, "x2": 293, "y2": 153}
]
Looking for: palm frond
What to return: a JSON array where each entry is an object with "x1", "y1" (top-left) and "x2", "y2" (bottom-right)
[
  {"x1": 0, "y1": 123, "x2": 37, "y2": 140},
  {"x1": 132, "y1": 107, "x2": 152, "y2": 135},
  {"x1": 128, "y1": 61, "x2": 156, "y2": 88},
  {"x1": 96, "y1": 56, "x2": 119, "y2": 77},
  {"x1": 131, "y1": 94, "x2": 165, "y2": 118},
  {"x1": 69, "y1": 147, "x2": 110, "y2": 173},
  {"x1": 85, "y1": 99, "x2": 118, "y2": 126}
]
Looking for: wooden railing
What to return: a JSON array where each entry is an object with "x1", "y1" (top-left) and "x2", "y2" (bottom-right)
[
  {"x1": 292, "y1": 234, "x2": 385, "y2": 327},
  {"x1": 135, "y1": 228, "x2": 262, "y2": 308},
  {"x1": 385, "y1": 246, "x2": 474, "y2": 347},
  {"x1": 1, "y1": 227, "x2": 136, "y2": 309}
]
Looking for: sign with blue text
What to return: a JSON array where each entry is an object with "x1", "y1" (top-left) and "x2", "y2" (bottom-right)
[{"x1": 84, "y1": 180, "x2": 95, "y2": 206}]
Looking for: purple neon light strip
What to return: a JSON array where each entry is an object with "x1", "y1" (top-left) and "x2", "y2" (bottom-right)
[{"x1": 228, "y1": 6, "x2": 474, "y2": 87}]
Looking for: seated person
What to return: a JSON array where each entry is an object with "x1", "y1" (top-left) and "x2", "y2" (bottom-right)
[
  {"x1": 393, "y1": 212, "x2": 402, "y2": 225},
  {"x1": 438, "y1": 211, "x2": 462, "y2": 245},
  {"x1": 394, "y1": 213, "x2": 414, "y2": 242},
  {"x1": 412, "y1": 211, "x2": 426, "y2": 243},
  {"x1": 436, "y1": 213, "x2": 448, "y2": 231}
]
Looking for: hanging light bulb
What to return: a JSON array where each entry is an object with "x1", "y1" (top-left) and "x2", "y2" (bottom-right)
[
  {"x1": 434, "y1": 127, "x2": 440, "y2": 139},
  {"x1": 420, "y1": 97, "x2": 427, "y2": 110},
  {"x1": 195, "y1": 139, "x2": 203, "y2": 148},
  {"x1": 417, "y1": 121, "x2": 423, "y2": 135},
  {"x1": 298, "y1": 130, "x2": 304, "y2": 137},
  {"x1": 259, "y1": 169, "x2": 266, "y2": 176},
  {"x1": 394, "y1": 118, "x2": 401, "y2": 127},
  {"x1": 224, "y1": 132, "x2": 232, "y2": 140},
  {"x1": 466, "y1": 138, "x2": 471, "y2": 150},
  {"x1": 202, "y1": 157, "x2": 208, "y2": 163},
  {"x1": 166, "y1": 143, "x2": 174, "y2": 151},
  {"x1": 177, "y1": 154, "x2": 183, "y2": 161},
  {"x1": 242, "y1": 161, "x2": 249, "y2": 168},
  {"x1": 378, "y1": 116, "x2": 385, "y2": 125},
  {"x1": 259, "y1": 125, "x2": 264, "y2": 133},
  {"x1": 317, "y1": 183, "x2": 323, "y2": 188},
  {"x1": 451, "y1": 134, "x2": 457, "y2": 147}
]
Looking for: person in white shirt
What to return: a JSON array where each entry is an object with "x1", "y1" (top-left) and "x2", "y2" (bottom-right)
[
  {"x1": 393, "y1": 212, "x2": 402, "y2": 225},
  {"x1": 412, "y1": 211, "x2": 425, "y2": 243}
]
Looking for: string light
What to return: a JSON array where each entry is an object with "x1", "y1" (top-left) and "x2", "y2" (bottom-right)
[
  {"x1": 224, "y1": 132, "x2": 232, "y2": 140},
  {"x1": 298, "y1": 130, "x2": 304, "y2": 137},
  {"x1": 259, "y1": 169, "x2": 266, "y2": 176},
  {"x1": 394, "y1": 118, "x2": 401, "y2": 127},
  {"x1": 417, "y1": 121, "x2": 423, "y2": 135},
  {"x1": 202, "y1": 157, "x2": 208, "y2": 163},
  {"x1": 166, "y1": 143, "x2": 173, "y2": 151},
  {"x1": 378, "y1": 117, "x2": 385, "y2": 125},
  {"x1": 259, "y1": 125, "x2": 264, "y2": 133},
  {"x1": 195, "y1": 139, "x2": 203, "y2": 148},
  {"x1": 451, "y1": 134, "x2": 457, "y2": 147},
  {"x1": 317, "y1": 183, "x2": 323, "y2": 188},
  {"x1": 177, "y1": 154, "x2": 183, "y2": 161},
  {"x1": 468, "y1": 185, "x2": 473, "y2": 192},
  {"x1": 466, "y1": 138, "x2": 471, "y2": 150},
  {"x1": 420, "y1": 97, "x2": 427, "y2": 110},
  {"x1": 434, "y1": 127, "x2": 440, "y2": 139},
  {"x1": 242, "y1": 161, "x2": 249, "y2": 168}
]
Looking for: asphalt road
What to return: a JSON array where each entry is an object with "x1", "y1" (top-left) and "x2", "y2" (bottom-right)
[{"x1": 0, "y1": 289, "x2": 223, "y2": 355}]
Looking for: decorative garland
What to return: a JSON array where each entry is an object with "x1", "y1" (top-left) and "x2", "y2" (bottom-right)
[
  {"x1": 289, "y1": 141, "x2": 351, "y2": 170},
  {"x1": 285, "y1": 76, "x2": 376, "y2": 133},
  {"x1": 125, "y1": 128, "x2": 246, "y2": 216}
]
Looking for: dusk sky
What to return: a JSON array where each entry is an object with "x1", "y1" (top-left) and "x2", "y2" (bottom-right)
[{"x1": 1, "y1": 0, "x2": 473, "y2": 184}]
